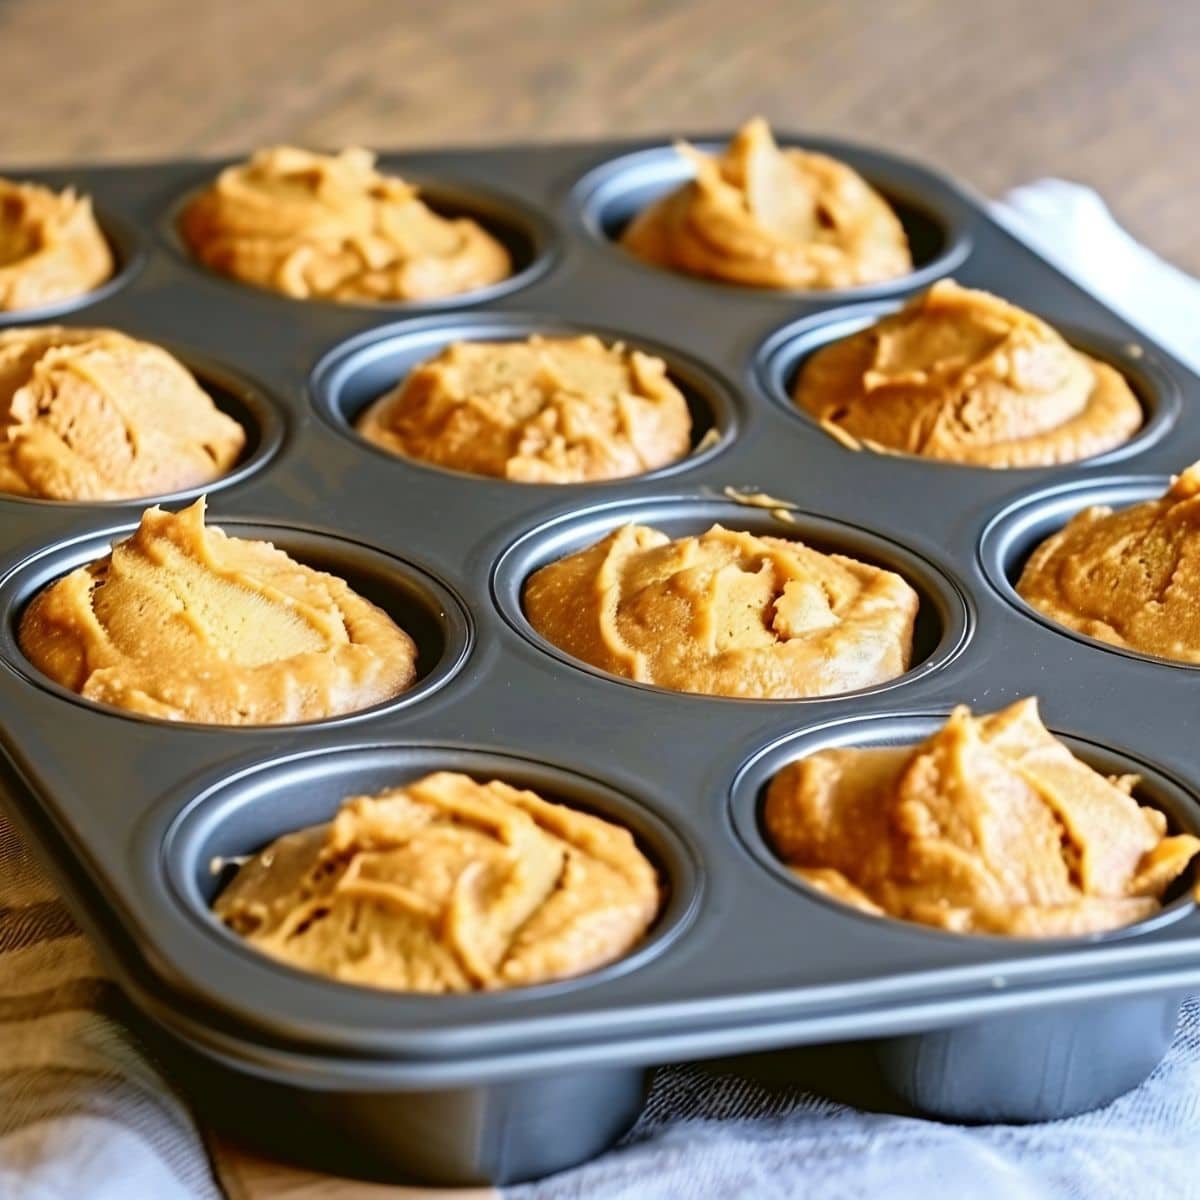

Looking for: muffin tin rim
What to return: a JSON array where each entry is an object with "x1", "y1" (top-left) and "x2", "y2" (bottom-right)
[
  {"x1": 158, "y1": 173, "x2": 561, "y2": 314},
  {"x1": 753, "y1": 297, "x2": 1181, "y2": 472},
  {"x1": 0, "y1": 339, "x2": 288, "y2": 510},
  {"x1": 0, "y1": 516, "x2": 474, "y2": 731},
  {"x1": 307, "y1": 309, "x2": 743, "y2": 487},
  {"x1": 0, "y1": 204, "x2": 147, "y2": 327},
  {"x1": 490, "y1": 493, "x2": 974, "y2": 705},
  {"x1": 728, "y1": 705, "x2": 1200, "y2": 949},
  {"x1": 978, "y1": 470, "x2": 1200, "y2": 671},
  {"x1": 569, "y1": 136, "x2": 975, "y2": 303}
]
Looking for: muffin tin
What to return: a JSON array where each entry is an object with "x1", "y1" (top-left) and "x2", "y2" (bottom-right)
[{"x1": 1, "y1": 134, "x2": 1200, "y2": 1186}]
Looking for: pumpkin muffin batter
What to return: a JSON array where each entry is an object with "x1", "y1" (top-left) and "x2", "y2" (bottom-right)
[
  {"x1": 19, "y1": 499, "x2": 417, "y2": 724},
  {"x1": 0, "y1": 177, "x2": 113, "y2": 312},
  {"x1": 765, "y1": 699, "x2": 1199, "y2": 936},
  {"x1": 0, "y1": 327, "x2": 245, "y2": 501},
  {"x1": 795, "y1": 280, "x2": 1142, "y2": 467},
  {"x1": 179, "y1": 146, "x2": 511, "y2": 303},
  {"x1": 356, "y1": 335, "x2": 693, "y2": 483},
  {"x1": 620, "y1": 118, "x2": 911, "y2": 290},
  {"x1": 1017, "y1": 463, "x2": 1200, "y2": 662},
  {"x1": 524, "y1": 523, "x2": 918, "y2": 699},
  {"x1": 214, "y1": 771, "x2": 661, "y2": 993}
]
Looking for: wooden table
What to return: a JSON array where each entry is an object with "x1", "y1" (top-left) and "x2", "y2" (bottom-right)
[{"x1": 1, "y1": 0, "x2": 1196, "y2": 270}]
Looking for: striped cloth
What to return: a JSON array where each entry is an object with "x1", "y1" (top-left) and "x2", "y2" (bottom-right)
[
  {"x1": 3, "y1": 181, "x2": 1200, "y2": 1199},
  {"x1": 0, "y1": 818, "x2": 220, "y2": 1200}
]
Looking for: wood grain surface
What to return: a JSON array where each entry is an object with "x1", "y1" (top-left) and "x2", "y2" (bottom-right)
[
  {"x1": 213, "y1": 1140, "x2": 496, "y2": 1200},
  {"x1": 0, "y1": 0, "x2": 1196, "y2": 270}
]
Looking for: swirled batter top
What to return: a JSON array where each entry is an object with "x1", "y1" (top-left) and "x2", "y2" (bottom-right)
[
  {"x1": 179, "y1": 146, "x2": 511, "y2": 303},
  {"x1": 523, "y1": 523, "x2": 918, "y2": 699},
  {"x1": 1017, "y1": 463, "x2": 1200, "y2": 661},
  {"x1": 620, "y1": 118, "x2": 911, "y2": 290},
  {"x1": 18, "y1": 500, "x2": 417, "y2": 724},
  {"x1": 214, "y1": 771, "x2": 661, "y2": 993},
  {"x1": 0, "y1": 326, "x2": 245, "y2": 500},
  {"x1": 795, "y1": 280, "x2": 1142, "y2": 466},
  {"x1": 356, "y1": 335, "x2": 693, "y2": 483},
  {"x1": 0, "y1": 177, "x2": 113, "y2": 312},
  {"x1": 765, "y1": 699, "x2": 1199, "y2": 936}
]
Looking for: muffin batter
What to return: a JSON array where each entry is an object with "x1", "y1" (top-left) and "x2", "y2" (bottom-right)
[
  {"x1": 19, "y1": 499, "x2": 417, "y2": 724},
  {"x1": 0, "y1": 177, "x2": 113, "y2": 312},
  {"x1": 214, "y1": 771, "x2": 661, "y2": 992},
  {"x1": 795, "y1": 280, "x2": 1142, "y2": 466},
  {"x1": 357, "y1": 335, "x2": 693, "y2": 483},
  {"x1": 524, "y1": 523, "x2": 918, "y2": 699},
  {"x1": 0, "y1": 327, "x2": 245, "y2": 500},
  {"x1": 765, "y1": 699, "x2": 1199, "y2": 936},
  {"x1": 1017, "y1": 463, "x2": 1200, "y2": 661},
  {"x1": 179, "y1": 146, "x2": 511, "y2": 303},
  {"x1": 620, "y1": 118, "x2": 911, "y2": 290}
]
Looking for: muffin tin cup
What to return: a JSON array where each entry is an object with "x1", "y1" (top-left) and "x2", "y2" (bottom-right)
[
  {"x1": 3, "y1": 138, "x2": 1200, "y2": 1185},
  {"x1": 153, "y1": 1032, "x2": 650, "y2": 1187},
  {"x1": 161, "y1": 745, "x2": 701, "y2": 1021},
  {"x1": 0, "y1": 518, "x2": 472, "y2": 729},
  {"x1": 309, "y1": 312, "x2": 742, "y2": 483},
  {"x1": 755, "y1": 301, "x2": 1181, "y2": 470},
  {"x1": 730, "y1": 711, "x2": 1200, "y2": 946},
  {"x1": 0, "y1": 205, "x2": 146, "y2": 326},
  {"x1": 978, "y1": 472, "x2": 1200, "y2": 670},
  {"x1": 731, "y1": 710, "x2": 1200, "y2": 1119},
  {"x1": 492, "y1": 495, "x2": 972, "y2": 702},
  {"x1": 126, "y1": 746, "x2": 702, "y2": 1184},
  {"x1": 162, "y1": 175, "x2": 559, "y2": 313},
  {"x1": 0, "y1": 345, "x2": 286, "y2": 511},
  {"x1": 875, "y1": 990, "x2": 1186, "y2": 1123},
  {"x1": 571, "y1": 135, "x2": 975, "y2": 303}
]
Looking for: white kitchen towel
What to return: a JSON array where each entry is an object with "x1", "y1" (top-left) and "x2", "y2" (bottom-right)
[
  {"x1": 509, "y1": 1002, "x2": 1200, "y2": 1200},
  {"x1": 2, "y1": 179, "x2": 1200, "y2": 1200},
  {"x1": 992, "y1": 178, "x2": 1200, "y2": 374}
]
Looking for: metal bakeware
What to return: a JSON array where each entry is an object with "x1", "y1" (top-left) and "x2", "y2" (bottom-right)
[{"x1": 1, "y1": 134, "x2": 1199, "y2": 1185}]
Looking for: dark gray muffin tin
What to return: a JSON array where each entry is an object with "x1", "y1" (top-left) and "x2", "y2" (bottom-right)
[{"x1": 1, "y1": 134, "x2": 1198, "y2": 1186}]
